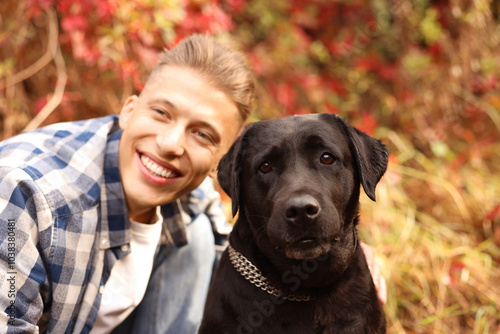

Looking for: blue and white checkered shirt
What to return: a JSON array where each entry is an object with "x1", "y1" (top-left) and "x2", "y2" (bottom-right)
[{"x1": 0, "y1": 116, "x2": 229, "y2": 333}]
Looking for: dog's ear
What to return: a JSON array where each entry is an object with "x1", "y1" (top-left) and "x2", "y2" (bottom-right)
[
  {"x1": 217, "y1": 127, "x2": 249, "y2": 217},
  {"x1": 323, "y1": 114, "x2": 389, "y2": 201}
]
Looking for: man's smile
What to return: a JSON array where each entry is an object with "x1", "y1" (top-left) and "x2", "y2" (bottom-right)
[{"x1": 139, "y1": 153, "x2": 181, "y2": 179}]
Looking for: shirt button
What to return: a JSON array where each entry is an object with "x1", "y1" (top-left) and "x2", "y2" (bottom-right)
[
  {"x1": 99, "y1": 285, "x2": 105, "y2": 294},
  {"x1": 120, "y1": 244, "x2": 130, "y2": 252},
  {"x1": 100, "y1": 238, "x2": 109, "y2": 248}
]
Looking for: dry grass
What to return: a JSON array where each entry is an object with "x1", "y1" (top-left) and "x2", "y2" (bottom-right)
[{"x1": 359, "y1": 130, "x2": 500, "y2": 333}]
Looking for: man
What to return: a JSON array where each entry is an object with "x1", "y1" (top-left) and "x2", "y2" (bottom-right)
[
  {"x1": 0, "y1": 34, "x2": 254, "y2": 334},
  {"x1": 0, "y1": 34, "x2": 385, "y2": 334}
]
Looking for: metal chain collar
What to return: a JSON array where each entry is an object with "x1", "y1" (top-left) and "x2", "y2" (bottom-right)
[{"x1": 227, "y1": 244, "x2": 312, "y2": 302}]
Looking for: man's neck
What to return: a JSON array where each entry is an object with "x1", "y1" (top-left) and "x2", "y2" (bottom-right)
[{"x1": 129, "y1": 207, "x2": 157, "y2": 224}]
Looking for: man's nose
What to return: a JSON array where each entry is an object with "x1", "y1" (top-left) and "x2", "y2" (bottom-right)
[{"x1": 156, "y1": 126, "x2": 185, "y2": 157}]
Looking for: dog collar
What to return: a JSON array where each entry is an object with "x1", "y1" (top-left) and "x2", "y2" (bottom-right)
[{"x1": 227, "y1": 244, "x2": 312, "y2": 302}]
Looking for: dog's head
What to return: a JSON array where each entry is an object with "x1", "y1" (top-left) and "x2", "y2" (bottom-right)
[{"x1": 218, "y1": 114, "x2": 389, "y2": 262}]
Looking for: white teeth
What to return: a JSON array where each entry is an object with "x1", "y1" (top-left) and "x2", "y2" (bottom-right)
[{"x1": 140, "y1": 154, "x2": 178, "y2": 179}]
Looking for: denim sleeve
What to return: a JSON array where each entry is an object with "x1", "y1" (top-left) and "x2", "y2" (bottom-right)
[
  {"x1": 0, "y1": 167, "x2": 52, "y2": 334},
  {"x1": 183, "y1": 177, "x2": 233, "y2": 246},
  {"x1": 202, "y1": 178, "x2": 233, "y2": 245}
]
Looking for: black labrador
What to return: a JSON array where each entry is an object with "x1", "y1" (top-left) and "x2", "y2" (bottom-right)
[{"x1": 200, "y1": 113, "x2": 389, "y2": 334}]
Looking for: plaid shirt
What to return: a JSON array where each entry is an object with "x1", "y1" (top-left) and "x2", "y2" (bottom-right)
[{"x1": 0, "y1": 116, "x2": 228, "y2": 333}]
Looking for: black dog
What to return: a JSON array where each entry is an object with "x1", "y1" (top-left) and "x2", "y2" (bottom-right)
[{"x1": 200, "y1": 113, "x2": 389, "y2": 334}]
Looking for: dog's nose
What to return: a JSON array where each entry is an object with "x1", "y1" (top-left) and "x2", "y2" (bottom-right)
[{"x1": 284, "y1": 195, "x2": 320, "y2": 224}]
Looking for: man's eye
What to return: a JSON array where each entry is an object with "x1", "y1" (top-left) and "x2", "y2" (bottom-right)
[
  {"x1": 259, "y1": 162, "x2": 272, "y2": 174},
  {"x1": 153, "y1": 109, "x2": 166, "y2": 116},
  {"x1": 195, "y1": 131, "x2": 214, "y2": 144}
]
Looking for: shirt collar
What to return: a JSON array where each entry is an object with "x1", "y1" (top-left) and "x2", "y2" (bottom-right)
[{"x1": 99, "y1": 128, "x2": 131, "y2": 249}]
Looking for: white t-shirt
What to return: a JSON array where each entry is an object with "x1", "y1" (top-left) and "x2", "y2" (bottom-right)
[{"x1": 90, "y1": 207, "x2": 162, "y2": 333}]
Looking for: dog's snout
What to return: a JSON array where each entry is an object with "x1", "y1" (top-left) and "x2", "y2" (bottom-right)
[{"x1": 284, "y1": 195, "x2": 320, "y2": 223}]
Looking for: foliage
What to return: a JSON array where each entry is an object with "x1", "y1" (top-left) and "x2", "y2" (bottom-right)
[{"x1": 1, "y1": 0, "x2": 499, "y2": 332}]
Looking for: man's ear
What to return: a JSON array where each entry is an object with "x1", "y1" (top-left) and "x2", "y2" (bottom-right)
[
  {"x1": 119, "y1": 95, "x2": 139, "y2": 129},
  {"x1": 321, "y1": 113, "x2": 389, "y2": 201},
  {"x1": 208, "y1": 168, "x2": 218, "y2": 179}
]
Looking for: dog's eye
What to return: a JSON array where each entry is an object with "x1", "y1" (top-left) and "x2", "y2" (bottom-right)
[
  {"x1": 320, "y1": 153, "x2": 336, "y2": 165},
  {"x1": 259, "y1": 162, "x2": 272, "y2": 174}
]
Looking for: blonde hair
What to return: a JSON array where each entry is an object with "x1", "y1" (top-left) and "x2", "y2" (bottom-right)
[{"x1": 149, "y1": 34, "x2": 255, "y2": 122}]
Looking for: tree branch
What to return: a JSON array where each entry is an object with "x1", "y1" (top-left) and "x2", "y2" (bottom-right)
[
  {"x1": 22, "y1": 9, "x2": 67, "y2": 132},
  {"x1": 0, "y1": 8, "x2": 59, "y2": 91}
]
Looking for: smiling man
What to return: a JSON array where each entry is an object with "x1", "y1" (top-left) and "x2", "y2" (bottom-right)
[
  {"x1": 118, "y1": 65, "x2": 242, "y2": 224},
  {"x1": 0, "y1": 34, "x2": 254, "y2": 334}
]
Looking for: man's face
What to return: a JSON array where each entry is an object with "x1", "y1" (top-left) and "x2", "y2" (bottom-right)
[{"x1": 118, "y1": 66, "x2": 242, "y2": 222}]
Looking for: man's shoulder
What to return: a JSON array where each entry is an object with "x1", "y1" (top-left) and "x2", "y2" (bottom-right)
[
  {"x1": 0, "y1": 115, "x2": 121, "y2": 212},
  {"x1": 178, "y1": 177, "x2": 220, "y2": 215},
  {"x1": 0, "y1": 115, "x2": 120, "y2": 169},
  {"x1": 0, "y1": 115, "x2": 119, "y2": 148}
]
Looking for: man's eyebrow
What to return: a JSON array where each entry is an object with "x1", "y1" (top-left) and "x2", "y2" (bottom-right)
[{"x1": 149, "y1": 98, "x2": 177, "y2": 110}]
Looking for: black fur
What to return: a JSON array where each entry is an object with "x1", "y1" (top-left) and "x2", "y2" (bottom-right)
[{"x1": 200, "y1": 114, "x2": 389, "y2": 334}]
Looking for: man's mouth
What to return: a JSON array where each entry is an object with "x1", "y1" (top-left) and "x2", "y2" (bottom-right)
[{"x1": 140, "y1": 154, "x2": 180, "y2": 179}]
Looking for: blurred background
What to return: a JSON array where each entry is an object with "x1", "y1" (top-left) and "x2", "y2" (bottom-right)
[{"x1": 1, "y1": 0, "x2": 499, "y2": 332}]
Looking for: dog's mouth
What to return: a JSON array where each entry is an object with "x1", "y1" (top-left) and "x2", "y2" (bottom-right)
[
  {"x1": 295, "y1": 237, "x2": 318, "y2": 246},
  {"x1": 283, "y1": 237, "x2": 332, "y2": 260}
]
